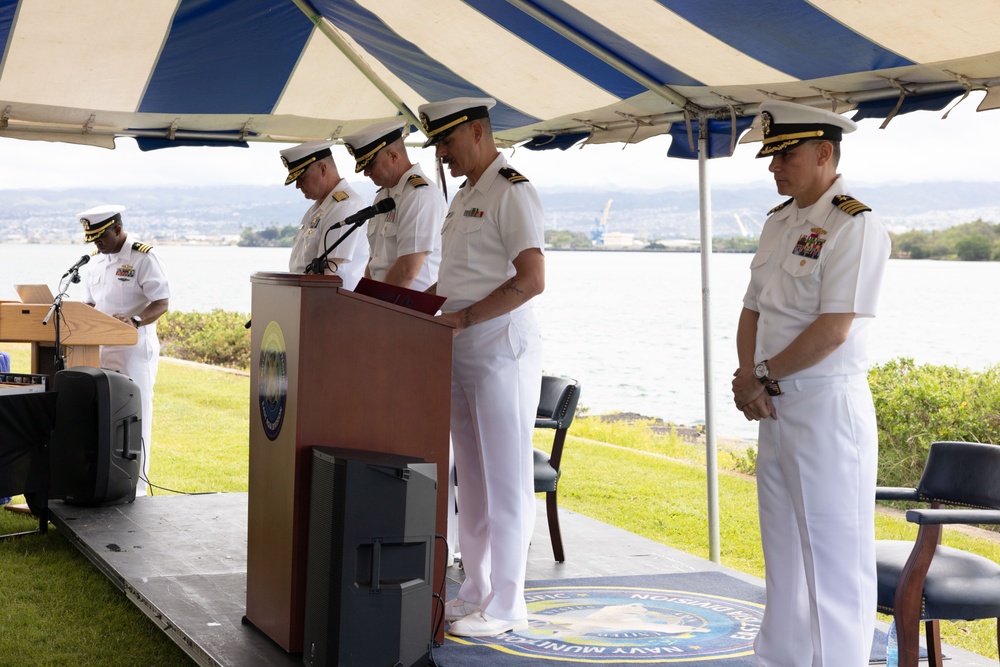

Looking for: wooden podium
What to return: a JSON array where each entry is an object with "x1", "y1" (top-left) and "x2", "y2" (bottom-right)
[
  {"x1": 245, "y1": 273, "x2": 453, "y2": 653},
  {"x1": 0, "y1": 294, "x2": 137, "y2": 374}
]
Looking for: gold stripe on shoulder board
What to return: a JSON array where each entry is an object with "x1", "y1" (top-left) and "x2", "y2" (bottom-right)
[
  {"x1": 832, "y1": 194, "x2": 871, "y2": 216},
  {"x1": 767, "y1": 198, "x2": 794, "y2": 216},
  {"x1": 131, "y1": 242, "x2": 153, "y2": 253},
  {"x1": 499, "y1": 166, "x2": 528, "y2": 183},
  {"x1": 407, "y1": 174, "x2": 429, "y2": 188},
  {"x1": 332, "y1": 190, "x2": 349, "y2": 202}
]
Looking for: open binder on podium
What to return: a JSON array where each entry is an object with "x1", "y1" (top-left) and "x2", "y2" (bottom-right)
[{"x1": 353, "y1": 277, "x2": 446, "y2": 315}]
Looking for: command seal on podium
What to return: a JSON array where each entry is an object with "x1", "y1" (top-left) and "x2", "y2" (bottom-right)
[{"x1": 258, "y1": 321, "x2": 288, "y2": 441}]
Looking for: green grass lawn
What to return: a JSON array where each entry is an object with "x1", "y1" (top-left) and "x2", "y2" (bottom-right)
[{"x1": 2, "y1": 346, "x2": 999, "y2": 663}]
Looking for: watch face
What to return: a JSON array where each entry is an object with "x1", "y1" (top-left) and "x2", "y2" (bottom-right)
[{"x1": 754, "y1": 363, "x2": 767, "y2": 379}]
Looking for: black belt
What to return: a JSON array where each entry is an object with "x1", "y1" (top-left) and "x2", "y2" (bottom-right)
[{"x1": 762, "y1": 379, "x2": 782, "y2": 396}]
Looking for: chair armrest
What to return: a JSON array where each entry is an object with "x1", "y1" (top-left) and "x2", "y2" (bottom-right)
[
  {"x1": 905, "y1": 508, "x2": 1000, "y2": 525},
  {"x1": 875, "y1": 487, "x2": 919, "y2": 502}
]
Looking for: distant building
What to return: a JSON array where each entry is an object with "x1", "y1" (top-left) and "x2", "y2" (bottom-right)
[{"x1": 601, "y1": 231, "x2": 636, "y2": 248}]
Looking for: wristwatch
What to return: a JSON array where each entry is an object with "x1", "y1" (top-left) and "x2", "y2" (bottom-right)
[
  {"x1": 753, "y1": 360, "x2": 770, "y2": 383},
  {"x1": 130, "y1": 315, "x2": 143, "y2": 328}
]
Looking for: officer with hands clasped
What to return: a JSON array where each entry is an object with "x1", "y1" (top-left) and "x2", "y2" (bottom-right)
[{"x1": 732, "y1": 101, "x2": 891, "y2": 666}]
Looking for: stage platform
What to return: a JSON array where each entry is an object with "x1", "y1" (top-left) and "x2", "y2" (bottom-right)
[{"x1": 47, "y1": 493, "x2": 993, "y2": 666}]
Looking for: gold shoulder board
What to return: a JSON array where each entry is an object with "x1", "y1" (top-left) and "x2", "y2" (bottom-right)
[
  {"x1": 407, "y1": 174, "x2": 428, "y2": 188},
  {"x1": 499, "y1": 166, "x2": 528, "y2": 184},
  {"x1": 767, "y1": 198, "x2": 794, "y2": 216},
  {"x1": 131, "y1": 242, "x2": 153, "y2": 253},
  {"x1": 331, "y1": 190, "x2": 349, "y2": 202},
  {"x1": 832, "y1": 194, "x2": 871, "y2": 216}
]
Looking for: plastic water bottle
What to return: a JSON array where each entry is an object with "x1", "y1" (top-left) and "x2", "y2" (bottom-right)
[{"x1": 885, "y1": 619, "x2": 898, "y2": 667}]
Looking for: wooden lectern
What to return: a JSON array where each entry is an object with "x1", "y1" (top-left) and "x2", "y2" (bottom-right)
[
  {"x1": 246, "y1": 273, "x2": 453, "y2": 653},
  {"x1": 0, "y1": 289, "x2": 137, "y2": 374}
]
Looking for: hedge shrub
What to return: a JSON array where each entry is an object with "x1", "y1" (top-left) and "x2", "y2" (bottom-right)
[
  {"x1": 870, "y1": 358, "x2": 1000, "y2": 488},
  {"x1": 157, "y1": 309, "x2": 251, "y2": 371}
]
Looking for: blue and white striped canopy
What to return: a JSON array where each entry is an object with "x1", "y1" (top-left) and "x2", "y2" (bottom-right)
[{"x1": 1, "y1": 0, "x2": 999, "y2": 156}]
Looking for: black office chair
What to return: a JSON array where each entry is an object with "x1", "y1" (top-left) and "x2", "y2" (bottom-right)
[
  {"x1": 875, "y1": 440, "x2": 1000, "y2": 667},
  {"x1": 533, "y1": 375, "x2": 581, "y2": 563}
]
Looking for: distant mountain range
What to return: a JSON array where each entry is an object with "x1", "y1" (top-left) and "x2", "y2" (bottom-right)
[{"x1": 1, "y1": 181, "x2": 998, "y2": 244}]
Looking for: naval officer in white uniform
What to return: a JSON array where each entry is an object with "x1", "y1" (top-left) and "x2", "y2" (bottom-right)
[
  {"x1": 732, "y1": 101, "x2": 891, "y2": 666},
  {"x1": 342, "y1": 118, "x2": 459, "y2": 559},
  {"x1": 79, "y1": 205, "x2": 170, "y2": 497},
  {"x1": 280, "y1": 140, "x2": 368, "y2": 287},
  {"x1": 341, "y1": 119, "x2": 445, "y2": 291},
  {"x1": 419, "y1": 97, "x2": 545, "y2": 638}
]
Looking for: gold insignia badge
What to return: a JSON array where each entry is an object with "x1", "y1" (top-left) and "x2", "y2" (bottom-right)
[
  {"x1": 419, "y1": 112, "x2": 430, "y2": 133},
  {"x1": 761, "y1": 111, "x2": 772, "y2": 137},
  {"x1": 811, "y1": 227, "x2": 828, "y2": 236}
]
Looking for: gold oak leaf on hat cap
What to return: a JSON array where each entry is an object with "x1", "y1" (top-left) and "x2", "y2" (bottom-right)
[
  {"x1": 279, "y1": 139, "x2": 335, "y2": 185},
  {"x1": 78, "y1": 204, "x2": 126, "y2": 242},
  {"x1": 341, "y1": 120, "x2": 406, "y2": 173},
  {"x1": 756, "y1": 100, "x2": 857, "y2": 158},
  {"x1": 417, "y1": 97, "x2": 496, "y2": 147}
]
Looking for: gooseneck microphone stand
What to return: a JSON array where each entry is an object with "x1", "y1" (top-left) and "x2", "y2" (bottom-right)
[
  {"x1": 304, "y1": 218, "x2": 367, "y2": 275},
  {"x1": 42, "y1": 265, "x2": 85, "y2": 372},
  {"x1": 245, "y1": 199, "x2": 394, "y2": 328}
]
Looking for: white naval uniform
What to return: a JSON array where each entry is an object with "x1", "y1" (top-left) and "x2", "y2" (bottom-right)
[
  {"x1": 440, "y1": 154, "x2": 545, "y2": 622},
  {"x1": 288, "y1": 181, "x2": 368, "y2": 289},
  {"x1": 366, "y1": 165, "x2": 445, "y2": 292},
  {"x1": 743, "y1": 176, "x2": 890, "y2": 666},
  {"x1": 80, "y1": 241, "x2": 170, "y2": 497}
]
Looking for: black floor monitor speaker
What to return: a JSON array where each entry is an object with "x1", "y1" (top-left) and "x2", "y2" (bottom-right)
[
  {"x1": 48, "y1": 367, "x2": 142, "y2": 506},
  {"x1": 303, "y1": 447, "x2": 436, "y2": 667}
]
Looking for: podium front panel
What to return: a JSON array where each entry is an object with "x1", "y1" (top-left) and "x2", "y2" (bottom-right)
[{"x1": 246, "y1": 273, "x2": 452, "y2": 652}]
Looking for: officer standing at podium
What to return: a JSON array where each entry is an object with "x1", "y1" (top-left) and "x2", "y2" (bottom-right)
[
  {"x1": 78, "y1": 205, "x2": 170, "y2": 497},
  {"x1": 280, "y1": 140, "x2": 368, "y2": 288},
  {"x1": 418, "y1": 97, "x2": 545, "y2": 638},
  {"x1": 341, "y1": 119, "x2": 445, "y2": 291}
]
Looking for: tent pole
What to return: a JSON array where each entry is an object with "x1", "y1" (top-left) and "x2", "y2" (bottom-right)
[{"x1": 698, "y1": 116, "x2": 721, "y2": 564}]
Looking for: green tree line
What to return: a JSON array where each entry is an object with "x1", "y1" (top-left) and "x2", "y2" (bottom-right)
[
  {"x1": 238, "y1": 225, "x2": 298, "y2": 247},
  {"x1": 249, "y1": 219, "x2": 1000, "y2": 259},
  {"x1": 712, "y1": 219, "x2": 1000, "y2": 258},
  {"x1": 891, "y1": 219, "x2": 1000, "y2": 261}
]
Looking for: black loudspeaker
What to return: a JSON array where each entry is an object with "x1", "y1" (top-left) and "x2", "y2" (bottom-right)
[
  {"x1": 48, "y1": 367, "x2": 142, "y2": 506},
  {"x1": 303, "y1": 447, "x2": 436, "y2": 667}
]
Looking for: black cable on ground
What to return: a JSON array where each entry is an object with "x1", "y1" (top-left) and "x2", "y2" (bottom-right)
[{"x1": 427, "y1": 534, "x2": 451, "y2": 665}]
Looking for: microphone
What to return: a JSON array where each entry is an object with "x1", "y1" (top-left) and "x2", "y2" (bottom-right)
[
  {"x1": 330, "y1": 198, "x2": 395, "y2": 229},
  {"x1": 63, "y1": 254, "x2": 90, "y2": 277}
]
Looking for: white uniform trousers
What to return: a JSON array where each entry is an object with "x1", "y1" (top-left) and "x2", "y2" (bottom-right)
[
  {"x1": 754, "y1": 375, "x2": 878, "y2": 667},
  {"x1": 451, "y1": 306, "x2": 542, "y2": 621},
  {"x1": 101, "y1": 328, "x2": 159, "y2": 497}
]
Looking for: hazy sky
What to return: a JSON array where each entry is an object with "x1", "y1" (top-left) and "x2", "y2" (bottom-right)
[{"x1": 0, "y1": 94, "x2": 997, "y2": 193}]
